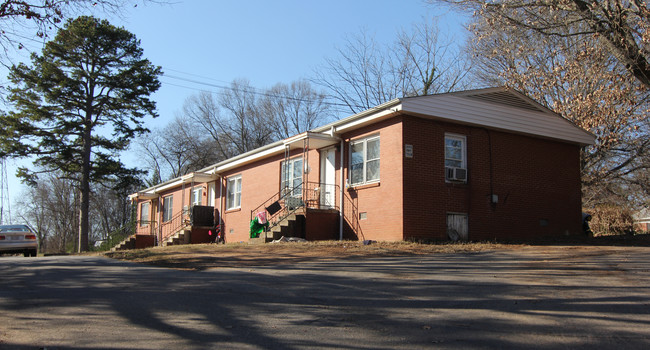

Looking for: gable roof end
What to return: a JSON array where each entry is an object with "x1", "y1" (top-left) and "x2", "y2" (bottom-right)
[{"x1": 400, "y1": 87, "x2": 595, "y2": 146}]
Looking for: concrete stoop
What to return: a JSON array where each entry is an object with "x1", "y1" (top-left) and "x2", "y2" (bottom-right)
[
  {"x1": 111, "y1": 235, "x2": 136, "y2": 252},
  {"x1": 250, "y1": 213, "x2": 305, "y2": 244},
  {"x1": 163, "y1": 229, "x2": 191, "y2": 247}
]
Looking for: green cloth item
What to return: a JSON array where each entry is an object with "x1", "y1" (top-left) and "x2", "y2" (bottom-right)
[{"x1": 249, "y1": 216, "x2": 269, "y2": 238}]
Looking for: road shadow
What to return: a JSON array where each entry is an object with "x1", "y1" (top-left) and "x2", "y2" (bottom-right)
[{"x1": 1, "y1": 248, "x2": 649, "y2": 349}]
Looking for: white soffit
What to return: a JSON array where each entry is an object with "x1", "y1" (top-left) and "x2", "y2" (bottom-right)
[
  {"x1": 401, "y1": 92, "x2": 595, "y2": 145},
  {"x1": 181, "y1": 172, "x2": 217, "y2": 183},
  {"x1": 283, "y1": 131, "x2": 340, "y2": 150},
  {"x1": 152, "y1": 179, "x2": 184, "y2": 194},
  {"x1": 135, "y1": 192, "x2": 157, "y2": 200},
  {"x1": 212, "y1": 143, "x2": 286, "y2": 174}
]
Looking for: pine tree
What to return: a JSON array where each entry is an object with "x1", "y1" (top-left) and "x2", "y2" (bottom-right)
[{"x1": 0, "y1": 16, "x2": 162, "y2": 252}]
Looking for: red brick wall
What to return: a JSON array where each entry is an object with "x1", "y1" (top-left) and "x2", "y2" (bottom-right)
[
  {"x1": 305, "y1": 209, "x2": 339, "y2": 240},
  {"x1": 402, "y1": 115, "x2": 583, "y2": 241},
  {"x1": 219, "y1": 117, "x2": 407, "y2": 243},
  {"x1": 136, "y1": 113, "x2": 583, "y2": 244},
  {"x1": 134, "y1": 234, "x2": 155, "y2": 249},
  {"x1": 636, "y1": 222, "x2": 649, "y2": 233},
  {"x1": 155, "y1": 183, "x2": 207, "y2": 220},
  {"x1": 190, "y1": 227, "x2": 217, "y2": 244},
  {"x1": 219, "y1": 148, "x2": 319, "y2": 243},
  {"x1": 341, "y1": 117, "x2": 404, "y2": 241}
]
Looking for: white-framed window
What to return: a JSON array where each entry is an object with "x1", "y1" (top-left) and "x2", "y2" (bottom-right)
[
  {"x1": 140, "y1": 202, "x2": 150, "y2": 226},
  {"x1": 281, "y1": 157, "x2": 303, "y2": 197},
  {"x1": 162, "y1": 195, "x2": 173, "y2": 222},
  {"x1": 444, "y1": 134, "x2": 466, "y2": 169},
  {"x1": 445, "y1": 134, "x2": 468, "y2": 182},
  {"x1": 349, "y1": 135, "x2": 380, "y2": 186},
  {"x1": 191, "y1": 187, "x2": 202, "y2": 206},
  {"x1": 226, "y1": 175, "x2": 242, "y2": 210}
]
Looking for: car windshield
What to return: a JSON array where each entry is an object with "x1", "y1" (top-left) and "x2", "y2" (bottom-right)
[{"x1": 0, "y1": 225, "x2": 31, "y2": 232}]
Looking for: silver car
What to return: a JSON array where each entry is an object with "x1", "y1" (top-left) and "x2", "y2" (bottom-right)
[{"x1": 0, "y1": 225, "x2": 38, "y2": 257}]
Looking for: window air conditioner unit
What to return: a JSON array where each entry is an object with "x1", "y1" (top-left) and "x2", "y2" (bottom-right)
[{"x1": 446, "y1": 167, "x2": 467, "y2": 182}]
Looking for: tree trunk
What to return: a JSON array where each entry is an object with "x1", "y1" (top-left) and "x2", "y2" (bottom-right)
[{"x1": 78, "y1": 118, "x2": 92, "y2": 252}]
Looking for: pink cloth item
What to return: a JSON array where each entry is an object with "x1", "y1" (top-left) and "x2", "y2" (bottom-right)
[{"x1": 256, "y1": 211, "x2": 267, "y2": 224}]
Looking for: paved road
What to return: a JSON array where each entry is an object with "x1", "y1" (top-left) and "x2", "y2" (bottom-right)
[{"x1": 1, "y1": 246, "x2": 649, "y2": 349}]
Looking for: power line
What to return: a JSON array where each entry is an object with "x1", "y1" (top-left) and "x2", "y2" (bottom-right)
[{"x1": 160, "y1": 68, "x2": 358, "y2": 109}]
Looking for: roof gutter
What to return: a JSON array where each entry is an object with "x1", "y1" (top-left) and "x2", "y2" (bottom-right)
[{"x1": 130, "y1": 99, "x2": 404, "y2": 199}]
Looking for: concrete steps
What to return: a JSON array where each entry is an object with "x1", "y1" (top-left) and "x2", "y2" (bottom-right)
[
  {"x1": 111, "y1": 234, "x2": 136, "y2": 252},
  {"x1": 251, "y1": 213, "x2": 305, "y2": 244},
  {"x1": 162, "y1": 229, "x2": 190, "y2": 247}
]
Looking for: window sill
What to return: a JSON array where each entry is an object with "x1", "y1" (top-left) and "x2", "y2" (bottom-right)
[
  {"x1": 225, "y1": 208, "x2": 241, "y2": 213},
  {"x1": 349, "y1": 182, "x2": 380, "y2": 191}
]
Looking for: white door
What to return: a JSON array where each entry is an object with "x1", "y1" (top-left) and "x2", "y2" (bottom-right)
[
  {"x1": 320, "y1": 148, "x2": 336, "y2": 208},
  {"x1": 207, "y1": 183, "x2": 216, "y2": 207}
]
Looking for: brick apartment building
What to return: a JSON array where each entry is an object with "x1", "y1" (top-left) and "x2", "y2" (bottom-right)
[{"x1": 127, "y1": 87, "x2": 595, "y2": 248}]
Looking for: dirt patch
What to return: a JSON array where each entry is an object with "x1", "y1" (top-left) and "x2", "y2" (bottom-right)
[{"x1": 103, "y1": 241, "x2": 512, "y2": 270}]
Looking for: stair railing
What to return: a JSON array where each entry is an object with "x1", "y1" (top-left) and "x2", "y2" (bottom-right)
[
  {"x1": 250, "y1": 182, "x2": 306, "y2": 231},
  {"x1": 305, "y1": 182, "x2": 339, "y2": 210},
  {"x1": 249, "y1": 181, "x2": 363, "y2": 240},
  {"x1": 135, "y1": 220, "x2": 158, "y2": 236},
  {"x1": 343, "y1": 192, "x2": 364, "y2": 240},
  {"x1": 160, "y1": 210, "x2": 188, "y2": 244}
]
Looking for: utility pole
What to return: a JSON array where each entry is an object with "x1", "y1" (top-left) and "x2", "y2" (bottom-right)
[{"x1": 0, "y1": 158, "x2": 10, "y2": 225}]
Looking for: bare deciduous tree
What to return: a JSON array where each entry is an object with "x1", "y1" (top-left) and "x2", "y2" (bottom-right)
[
  {"x1": 218, "y1": 79, "x2": 275, "y2": 154},
  {"x1": 314, "y1": 19, "x2": 471, "y2": 114},
  {"x1": 139, "y1": 79, "x2": 334, "y2": 182},
  {"x1": 90, "y1": 177, "x2": 141, "y2": 245},
  {"x1": 17, "y1": 172, "x2": 140, "y2": 253},
  {"x1": 16, "y1": 173, "x2": 78, "y2": 253},
  {"x1": 15, "y1": 184, "x2": 50, "y2": 252},
  {"x1": 434, "y1": 0, "x2": 650, "y2": 88},
  {"x1": 0, "y1": 0, "x2": 143, "y2": 67},
  {"x1": 138, "y1": 115, "x2": 218, "y2": 181},
  {"x1": 263, "y1": 80, "x2": 333, "y2": 140},
  {"x1": 182, "y1": 91, "x2": 238, "y2": 161},
  {"x1": 466, "y1": 9, "x2": 650, "y2": 208}
]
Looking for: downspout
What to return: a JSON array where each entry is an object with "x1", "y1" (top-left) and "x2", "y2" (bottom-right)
[
  {"x1": 218, "y1": 175, "x2": 222, "y2": 231},
  {"x1": 181, "y1": 182, "x2": 185, "y2": 219},
  {"x1": 339, "y1": 138, "x2": 344, "y2": 241},
  {"x1": 219, "y1": 175, "x2": 224, "y2": 240},
  {"x1": 157, "y1": 195, "x2": 162, "y2": 245}
]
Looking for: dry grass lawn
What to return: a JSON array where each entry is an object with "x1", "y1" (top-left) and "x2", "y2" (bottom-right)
[
  {"x1": 103, "y1": 241, "x2": 513, "y2": 270},
  {"x1": 103, "y1": 234, "x2": 650, "y2": 271}
]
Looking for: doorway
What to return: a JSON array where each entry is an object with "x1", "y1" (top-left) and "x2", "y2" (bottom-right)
[{"x1": 320, "y1": 148, "x2": 336, "y2": 208}]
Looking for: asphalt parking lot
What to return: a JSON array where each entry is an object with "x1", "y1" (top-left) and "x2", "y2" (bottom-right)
[{"x1": 1, "y1": 245, "x2": 649, "y2": 349}]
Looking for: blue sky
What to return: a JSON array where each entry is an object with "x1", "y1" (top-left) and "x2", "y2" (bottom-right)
[
  {"x1": 2, "y1": 0, "x2": 469, "y2": 220},
  {"x1": 115, "y1": 0, "x2": 468, "y2": 127}
]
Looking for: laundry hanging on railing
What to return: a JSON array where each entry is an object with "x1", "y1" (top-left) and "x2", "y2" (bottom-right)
[
  {"x1": 249, "y1": 215, "x2": 269, "y2": 238},
  {"x1": 256, "y1": 211, "x2": 267, "y2": 225}
]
